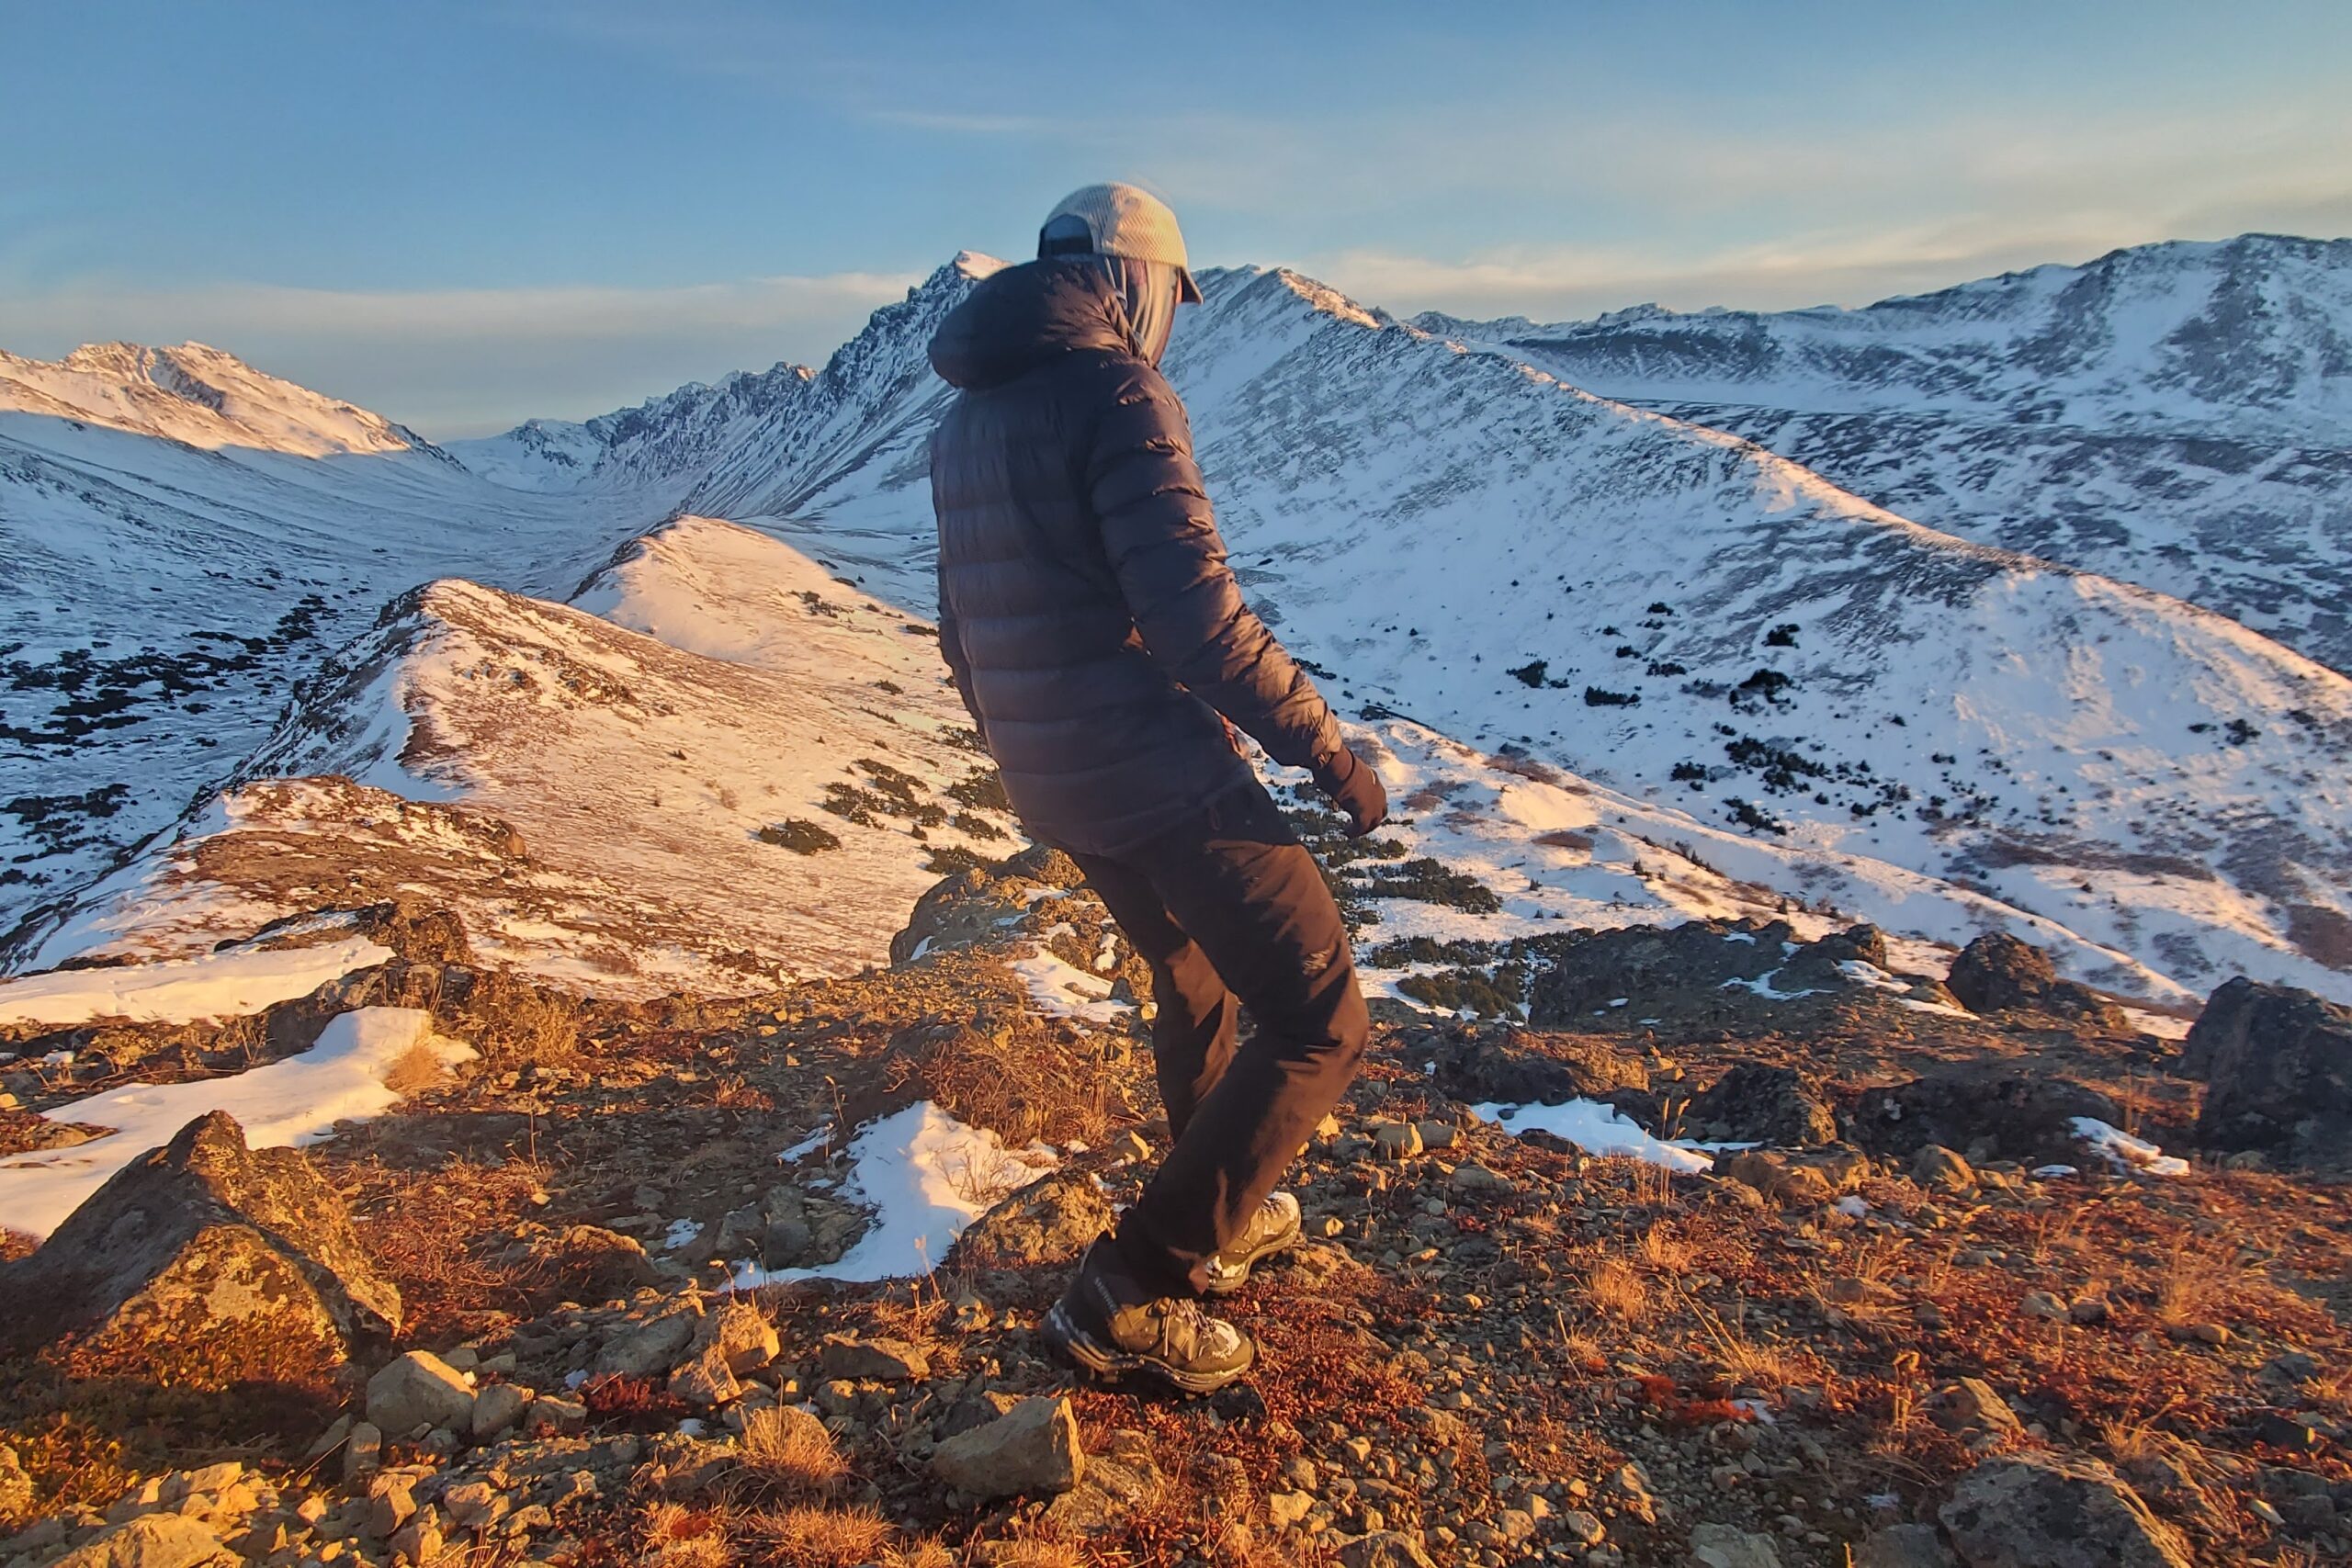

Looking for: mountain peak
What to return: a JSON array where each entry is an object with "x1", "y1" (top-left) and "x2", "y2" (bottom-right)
[{"x1": 0, "y1": 339, "x2": 424, "y2": 457}]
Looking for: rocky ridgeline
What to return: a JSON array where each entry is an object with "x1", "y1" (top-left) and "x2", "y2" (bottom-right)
[{"x1": 2, "y1": 855, "x2": 2350, "y2": 1567}]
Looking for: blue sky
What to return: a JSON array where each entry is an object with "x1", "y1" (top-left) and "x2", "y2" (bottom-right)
[{"x1": 6, "y1": 1, "x2": 2348, "y2": 434}]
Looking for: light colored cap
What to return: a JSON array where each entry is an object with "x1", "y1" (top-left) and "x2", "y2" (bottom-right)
[{"x1": 1038, "y1": 183, "x2": 1204, "y2": 303}]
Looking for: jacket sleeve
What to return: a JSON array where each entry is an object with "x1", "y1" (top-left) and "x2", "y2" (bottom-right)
[{"x1": 1082, "y1": 364, "x2": 1343, "y2": 773}]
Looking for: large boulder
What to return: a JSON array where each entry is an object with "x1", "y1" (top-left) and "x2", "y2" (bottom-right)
[
  {"x1": 1400, "y1": 1021, "x2": 1649, "y2": 1109},
  {"x1": 929, "y1": 1395, "x2": 1084, "y2": 1499},
  {"x1": 1945, "y1": 935, "x2": 2125, "y2": 1028},
  {"x1": 1849, "y1": 1072, "x2": 2123, "y2": 1166},
  {"x1": 1524, "y1": 919, "x2": 1792, "y2": 1023},
  {"x1": 49, "y1": 1513, "x2": 232, "y2": 1568},
  {"x1": 1, "y1": 1111, "x2": 399, "y2": 1394},
  {"x1": 1937, "y1": 1455, "x2": 2190, "y2": 1568},
  {"x1": 950, "y1": 1174, "x2": 1112, "y2": 1270},
  {"x1": 1684, "y1": 1064, "x2": 1837, "y2": 1146},
  {"x1": 2188, "y1": 976, "x2": 2352, "y2": 1164}
]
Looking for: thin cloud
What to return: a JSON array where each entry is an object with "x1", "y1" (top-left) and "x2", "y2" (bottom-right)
[{"x1": 0, "y1": 271, "x2": 922, "y2": 437}]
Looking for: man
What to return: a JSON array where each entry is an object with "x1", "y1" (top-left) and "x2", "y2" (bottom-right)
[{"x1": 927, "y1": 183, "x2": 1386, "y2": 1393}]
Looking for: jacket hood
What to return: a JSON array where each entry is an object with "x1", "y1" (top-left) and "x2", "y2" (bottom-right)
[{"x1": 929, "y1": 259, "x2": 1132, "y2": 390}]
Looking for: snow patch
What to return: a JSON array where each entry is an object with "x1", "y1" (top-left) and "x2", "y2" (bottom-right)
[
  {"x1": 2071, "y1": 1117, "x2": 2189, "y2": 1177},
  {"x1": 0, "y1": 936, "x2": 392, "y2": 1029},
  {"x1": 1, "y1": 1007, "x2": 470, "y2": 1239},
  {"x1": 731, "y1": 1101, "x2": 1056, "y2": 1287},
  {"x1": 1468, "y1": 1098, "x2": 1713, "y2": 1173},
  {"x1": 1012, "y1": 949, "x2": 1133, "y2": 1025}
]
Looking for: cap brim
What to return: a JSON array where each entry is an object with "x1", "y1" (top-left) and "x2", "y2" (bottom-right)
[{"x1": 1177, "y1": 267, "x2": 1204, "y2": 304}]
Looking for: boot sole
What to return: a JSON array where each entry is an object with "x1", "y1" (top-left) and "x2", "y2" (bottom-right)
[
  {"x1": 1043, "y1": 1303, "x2": 1256, "y2": 1394},
  {"x1": 1201, "y1": 1225, "x2": 1302, "y2": 1297}
]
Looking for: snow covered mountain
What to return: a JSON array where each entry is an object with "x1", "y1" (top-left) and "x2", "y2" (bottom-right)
[
  {"x1": 0, "y1": 341, "x2": 427, "y2": 457},
  {"x1": 7, "y1": 238, "x2": 2350, "y2": 1006},
  {"x1": 0, "y1": 345, "x2": 692, "y2": 950},
  {"x1": 32, "y1": 517, "x2": 1020, "y2": 995},
  {"x1": 1416, "y1": 234, "x2": 2352, "y2": 675},
  {"x1": 456, "y1": 247, "x2": 2352, "y2": 1001}
]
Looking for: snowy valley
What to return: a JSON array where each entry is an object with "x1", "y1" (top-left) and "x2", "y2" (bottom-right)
[{"x1": 3, "y1": 233, "x2": 2352, "y2": 1568}]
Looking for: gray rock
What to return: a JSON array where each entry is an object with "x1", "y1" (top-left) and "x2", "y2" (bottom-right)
[
  {"x1": 949, "y1": 1173, "x2": 1112, "y2": 1269},
  {"x1": 592, "y1": 1312, "x2": 695, "y2": 1378},
  {"x1": 1690, "y1": 1522, "x2": 1781, "y2": 1568},
  {"x1": 930, "y1": 1395, "x2": 1084, "y2": 1499},
  {"x1": 1685, "y1": 1063, "x2": 1837, "y2": 1147},
  {"x1": 365, "y1": 1351, "x2": 477, "y2": 1437},
  {"x1": 2188, "y1": 976, "x2": 2352, "y2": 1167},
  {"x1": 0, "y1": 1111, "x2": 401, "y2": 1394},
  {"x1": 49, "y1": 1512, "x2": 229, "y2": 1568},
  {"x1": 1939, "y1": 1454, "x2": 2191, "y2": 1567},
  {"x1": 1855, "y1": 1524, "x2": 1960, "y2": 1568},
  {"x1": 817, "y1": 1333, "x2": 930, "y2": 1381},
  {"x1": 469, "y1": 1382, "x2": 532, "y2": 1440},
  {"x1": 340, "y1": 1422, "x2": 381, "y2": 1483},
  {"x1": 1338, "y1": 1530, "x2": 1439, "y2": 1568}
]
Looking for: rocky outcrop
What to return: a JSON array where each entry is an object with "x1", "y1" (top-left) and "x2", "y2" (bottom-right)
[
  {"x1": 889, "y1": 846, "x2": 1087, "y2": 964},
  {"x1": 1684, "y1": 1063, "x2": 1837, "y2": 1146},
  {"x1": 1524, "y1": 919, "x2": 1792, "y2": 1023},
  {"x1": 2186, "y1": 976, "x2": 2352, "y2": 1165},
  {"x1": 1850, "y1": 1072, "x2": 2122, "y2": 1165},
  {"x1": 1938, "y1": 1454, "x2": 2190, "y2": 1567},
  {"x1": 1945, "y1": 934, "x2": 2124, "y2": 1028},
  {"x1": 1401, "y1": 1021, "x2": 1649, "y2": 1110},
  {"x1": 1, "y1": 1111, "x2": 399, "y2": 1394},
  {"x1": 950, "y1": 1172, "x2": 1112, "y2": 1269}
]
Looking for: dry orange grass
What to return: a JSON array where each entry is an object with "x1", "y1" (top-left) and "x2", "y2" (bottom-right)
[
  {"x1": 737, "y1": 1406, "x2": 845, "y2": 1500},
  {"x1": 639, "y1": 1500, "x2": 736, "y2": 1568},
  {"x1": 1638, "y1": 1224, "x2": 1696, "y2": 1272},
  {"x1": 740, "y1": 1503, "x2": 893, "y2": 1567},
  {"x1": 1587, "y1": 1257, "x2": 1648, "y2": 1322}
]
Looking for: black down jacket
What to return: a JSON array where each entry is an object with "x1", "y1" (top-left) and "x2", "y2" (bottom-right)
[{"x1": 926, "y1": 258, "x2": 1343, "y2": 856}]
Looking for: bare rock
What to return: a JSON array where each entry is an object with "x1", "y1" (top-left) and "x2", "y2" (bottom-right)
[
  {"x1": 0, "y1": 1111, "x2": 399, "y2": 1396},
  {"x1": 1913, "y1": 1145, "x2": 1978, "y2": 1195},
  {"x1": 1686, "y1": 1063, "x2": 1837, "y2": 1146},
  {"x1": 1690, "y1": 1522, "x2": 1782, "y2": 1567},
  {"x1": 593, "y1": 1311, "x2": 696, "y2": 1378},
  {"x1": 950, "y1": 1173, "x2": 1112, "y2": 1269},
  {"x1": 1338, "y1": 1531, "x2": 1440, "y2": 1568},
  {"x1": 1042, "y1": 1427, "x2": 1162, "y2": 1536},
  {"x1": 366, "y1": 1351, "x2": 477, "y2": 1437},
  {"x1": 469, "y1": 1382, "x2": 532, "y2": 1440},
  {"x1": 818, "y1": 1333, "x2": 930, "y2": 1381},
  {"x1": 1946, "y1": 934, "x2": 2125, "y2": 1028},
  {"x1": 1856, "y1": 1525, "x2": 1961, "y2": 1568},
  {"x1": 2188, "y1": 976, "x2": 2352, "y2": 1167},
  {"x1": 1854, "y1": 1074, "x2": 2122, "y2": 1166},
  {"x1": 929, "y1": 1395, "x2": 1084, "y2": 1499},
  {"x1": 1939, "y1": 1454, "x2": 2191, "y2": 1568},
  {"x1": 49, "y1": 1513, "x2": 231, "y2": 1567}
]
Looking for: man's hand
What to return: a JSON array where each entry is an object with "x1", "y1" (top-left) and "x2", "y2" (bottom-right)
[{"x1": 1314, "y1": 746, "x2": 1388, "y2": 838}]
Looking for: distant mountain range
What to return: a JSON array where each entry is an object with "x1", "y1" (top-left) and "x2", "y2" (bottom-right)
[{"x1": 4, "y1": 234, "x2": 2347, "y2": 1002}]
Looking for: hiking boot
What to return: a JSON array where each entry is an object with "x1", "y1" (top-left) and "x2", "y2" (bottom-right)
[
  {"x1": 1202, "y1": 1190, "x2": 1302, "y2": 1296},
  {"x1": 1044, "y1": 1241, "x2": 1258, "y2": 1394}
]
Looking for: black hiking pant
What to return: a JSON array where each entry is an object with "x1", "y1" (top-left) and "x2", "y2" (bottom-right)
[{"x1": 1070, "y1": 780, "x2": 1371, "y2": 1299}]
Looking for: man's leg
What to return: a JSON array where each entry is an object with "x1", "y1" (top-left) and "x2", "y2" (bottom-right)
[
  {"x1": 1110, "y1": 784, "x2": 1371, "y2": 1299},
  {"x1": 1069, "y1": 853, "x2": 1241, "y2": 1139}
]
